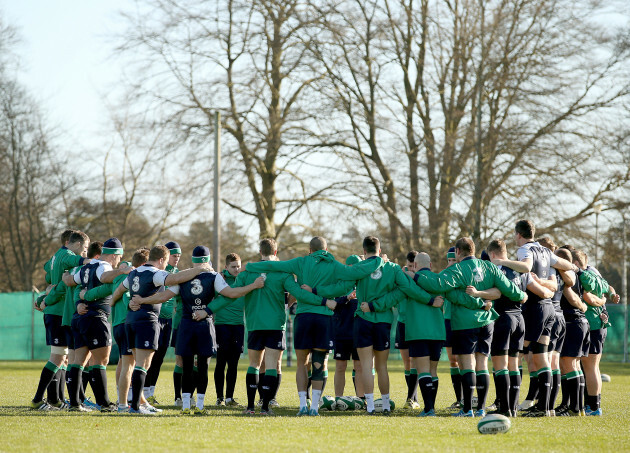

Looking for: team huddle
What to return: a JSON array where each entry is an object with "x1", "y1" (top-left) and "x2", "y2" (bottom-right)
[{"x1": 31, "y1": 219, "x2": 619, "y2": 417}]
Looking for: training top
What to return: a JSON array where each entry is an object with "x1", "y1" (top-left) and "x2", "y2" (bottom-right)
[
  {"x1": 74, "y1": 260, "x2": 113, "y2": 317},
  {"x1": 159, "y1": 264, "x2": 178, "y2": 320},
  {"x1": 371, "y1": 267, "x2": 445, "y2": 341},
  {"x1": 212, "y1": 270, "x2": 245, "y2": 326},
  {"x1": 332, "y1": 294, "x2": 358, "y2": 341},
  {"x1": 234, "y1": 266, "x2": 325, "y2": 331},
  {"x1": 493, "y1": 266, "x2": 531, "y2": 315},
  {"x1": 246, "y1": 251, "x2": 383, "y2": 316},
  {"x1": 517, "y1": 242, "x2": 558, "y2": 305},
  {"x1": 578, "y1": 269, "x2": 612, "y2": 330},
  {"x1": 168, "y1": 271, "x2": 228, "y2": 320},
  {"x1": 83, "y1": 273, "x2": 129, "y2": 327},
  {"x1": 416, "y1": 257, "x2": 524, "y2": 330},
  {"x1": 122, "y1": 264, "x2": 170, "y2": 322}
]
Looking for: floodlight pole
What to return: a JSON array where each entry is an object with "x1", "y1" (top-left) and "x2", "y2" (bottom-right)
[
  {"x1": 213, "y1": 111, "x2": 221, "y2": 268},
  {"x1": 623, "y1": 214, "x2": 628, "y2": 363}
]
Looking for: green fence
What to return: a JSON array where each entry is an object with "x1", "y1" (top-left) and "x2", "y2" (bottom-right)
[{"x1": 1, "y1": 292, "x2": 628, "y2": 362}]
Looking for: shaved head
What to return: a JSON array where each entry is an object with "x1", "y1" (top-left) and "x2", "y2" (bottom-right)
[
  {"x1": 414, "y1": 252, "x2": 431, "y2": 270},
  {"x1": 309, "y1": 236, "x2": 327, "y2": 252}
]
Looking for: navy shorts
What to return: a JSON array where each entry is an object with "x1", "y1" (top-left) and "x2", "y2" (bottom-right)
[
  {"x1": 73, "y1": 315, "x2": 112, "y2": 350},
  {"x1": 113, "y1": 323, "x2": 132, "y2": 356},
  {"x1": 333, "y1": 338, "x2": 359, "y2": 361},
  {"x1": 549, "y1": 313, "x2": 566, "y2": 353},
  {"x1": 247, "y1": 330, "x2": 286, "y2": 351},
  {"x1": 44, "y1": 314, "x2": 66, "y2": 347},
  {"x1": 215, "y1": 324, "x2": 245, "y2": 354},
  {"x1": 157, "y1": 318, "x2": 172, "y2": 350},
  {"x1": 294, "y1": 313, "x2": 333, "y2": 351},
  {"x1": 588, "y1": 328, "x2": 607, "y2": 355},
  {"x1": 395, "y1": 322, "x2": 409, "y2": 350},
  {"x1": 491, "y1": 312, "x2": 525, "y2": 356},
  {"x1": 126, "y1": 319, "x2": 160, "y2": 351},
  {"x1": 175, "y1": 318, "x2": 216, "y2": 357},
  {"x1": 452, "y1": 323, "x2": 494, "y2": 356},
  {"x1": 524, "y1": 302, "x2": 555, "y2": 343},
  {"x1": 408, "y1": 339, "x2": 443, "y2": 361},
  {"x1": 561, "y1": 318, "x2": 590, "y2": 358},
  {"x1": 63, "y1": 325, "x2": 74, "y2": 350},
  {"x1": 444, "y1": 319, "x2": 453, "y2": 348},
  {"x1": 353, "y1": 316, "x2": 391, "y2": 351}
]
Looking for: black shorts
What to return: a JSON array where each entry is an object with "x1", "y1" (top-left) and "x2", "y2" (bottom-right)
[
  {"x1": 44, "y1": 314, "x2": 67, "y2": 347},
  {"x1": 550, "y1": 313, "x2": 566, "y2": 353},
  {"x1": 588, "y1": 328, "x2": 607, "y2": 355},
  {"x1": 491, "y1": 312, "x2": 525, "y2": 356},
  {"x1": 524, "y1": 302, "x2": 555, "y2": 343},
  {"x1": 408, "y1": 339, "x2": 443, "y2": 361},
  {"x1": 73, "y1": 315, "x2": 112, "y2": 350},
  {"x1": 247, "y1": 330, "x2": 286, "y2": 351},
  {"x1": 63, "y1": 325, "x2": 74, "y2": 350},
  {"x1": 444, "y1": 319, "x2": 453, "y2": 348},
  {"x1": 353, "y1": 316, "x2": 391, "y2": 351},
  {"x1": 126, "y1": 319, "x2": 160, "y2": 351},
  {"x1": 561, "y1": 319, "x2": 590, "y2": 358},
  {"x1": 157, "y1": 318, "x2": 172, "y2": 350},
  {"x1": 170, "y1": 328, "x2": 178, "y2": 348},
  {"x1": 215, "y1": 324, "x2": 245, "y2": 354},
  {"x1": 452, "y1": 323, "x2": 494, "y2": 356},
  {"x1": 294, "y1": 313, "x2": 334, "y2": 351},
  {"x1": 395, "y1": 322, "x2": 409, "y2": 350},
  {"x1": 113, "y1": 323, "x2": 132, "y2": 356},
  {"x1": 333, "y1": 338, "x2": 359, "y2": 361}
]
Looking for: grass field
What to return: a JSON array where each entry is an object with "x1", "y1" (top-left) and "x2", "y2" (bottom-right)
[{"x1": 1, "y1": 360, "x2": 629, "y2": 452}]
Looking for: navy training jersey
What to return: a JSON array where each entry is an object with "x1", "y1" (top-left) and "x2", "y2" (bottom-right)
[
  {"x1": 551, "y1": 268, "x2": 564, "y2": 313},
  {"x1": 170, "y1": 271, "x2": 229, "y2": 320},
  {"x1": 74, "y1": 260, "x2": 113, "y2": 317},
  {"x1": 494, "y1": 266, "x2": 530, "y2": 315},
  {"x1": 560, "y1": 272, "x2": 585, "y2": 321},
  {"x1": 123, "y1": 264, "x2": 170, "y2": 322},
  {"x1": 333, "y1": 295, "x2": 358, "y2": 341},
  {"x1": 517, "y1": 241, "x2": 558, "y2": 304}
]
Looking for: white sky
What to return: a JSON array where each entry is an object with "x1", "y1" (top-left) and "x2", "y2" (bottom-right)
[{"x1": 2, "y1": 0, "x2": 128, "y2": 150}]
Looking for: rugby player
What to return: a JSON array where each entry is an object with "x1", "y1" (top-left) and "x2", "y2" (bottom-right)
[
  {"x1": 213, "y1": 253, "x2": 246, "y2": 407},
  {"x1": 143, "y1": 241, "x2": 180, "y2": 405},
  {"x1": 443, "y1": 247, "x2": 463, "y2": 410},
  {"x1": 112, "y1": 245, "x2": 210, "y2": 414},
  {"x1": 397, "y1": 251, "x2": 420, "y2": 410},
  {"x1": 482, "y1": 239, "x2": 554, "y2": 416},
  {"x1": 31, "y1": 231, "x2": 91, "y2": 410},
  {"x1": 246, "y1": 236, "x2": 384, "y2": 415},
  {"x1": 492, "y1": 220, "x2": 578, "y2": 417}
]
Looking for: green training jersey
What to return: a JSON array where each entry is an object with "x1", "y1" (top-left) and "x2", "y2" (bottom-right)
[
  {"x1": 44, "y1": 258, "x2": 52, "y2": 285},
  {"x1": 212, "y1": 270, "x2": 245, "y2": 326},
  {"x1": 83, "y1": 273, "x2": 129, "y2": 326},
  {"x1": 415, "y1": 257, "x2": 524, "y2": 331},
  {"x1": 579, "y1": 269, "x2": 611, "y2": 330},
  {"x1": 159, "y1": 264, "x2": 178, "y2": 319},
  {"x1": 245, "y1": 250, "x2": 383, "y2": 317},
  {"x1": 353, "y1": 258, "x2": 434, "y2": 325},
  {"x1": 232, "y1": 266, "x2": 325, "y2": 331},
  {"x1": 62, "y1": 266, "x2": 83, "y2": 325}
]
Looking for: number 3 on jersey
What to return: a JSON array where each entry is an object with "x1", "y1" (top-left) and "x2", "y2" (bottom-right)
[{"x1": 132, "y1": 276, "x2": 140, "y2": 292}]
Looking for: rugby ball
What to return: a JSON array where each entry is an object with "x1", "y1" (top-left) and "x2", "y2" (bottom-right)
[
  {"x1": 601, "y1": 374, "x2": 611, "y2": 383},
  {"x1": 351, "y1": 396, "x2": 364, "y2": 410},
  {"x1": 319, "y1": 396, "x2": 336, "y2": 411},
  {"x1": 373, "y1": 398, "x2": 396, "y2": 412},
  {"x1": 477, "y1": 414, "x2": 511, "y2": 435},
  {"x1": 335, "y1": 396, "x2": 355, "y2": 411}
]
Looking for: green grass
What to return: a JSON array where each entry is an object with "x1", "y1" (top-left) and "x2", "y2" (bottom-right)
[{"x1": 1, "y1": 360, "x2": 629, "y2": 452}]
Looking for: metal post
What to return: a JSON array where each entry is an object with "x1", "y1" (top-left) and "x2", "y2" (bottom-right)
[
  {"x1": 623, "y1": 215, "x2": 628, "y2": 363},
  {"x1": 594, "y1": 203, "x2": 602, "y2": 268},
  {"x1": 31, "y1": 290, "x2": 35, "y2": 360},
  {"x1": 213, "y1": 111, "x2": 221, "y2": 267}
]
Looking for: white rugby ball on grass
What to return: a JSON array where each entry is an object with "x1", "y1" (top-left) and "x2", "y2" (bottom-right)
[
  {"x1": 477, "y1": 414, "x2": 511, "y2": 435},
  {"x1": 373, "y1": 398, "x2": 396, "y2": 412},
  {"x1": 601, "y1": 374, "x2": 611, "y2": 382}
]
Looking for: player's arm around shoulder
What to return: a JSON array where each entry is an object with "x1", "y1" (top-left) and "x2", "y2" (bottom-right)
[
  {"x1": 333, "y1": 256, "x2": 383, "y2": 280},
  {"x1": 164, "y1": 265, "x2": 207, "y2": 286},
  {"x1": 489, "y1": 262, "x2": 526, "y2": 302},
  {"x1": 283, "y1": 274, "x2": 332, "y2": 308},
  {"x1": 395, "y1": 267, "x2": 435, "y2": 305},
  {"x1": 219, "y1": 272, "x2": 265, "y2": 299},
  {"x1": 246, "y1": 257, "x2": 303, "y2": 275}
]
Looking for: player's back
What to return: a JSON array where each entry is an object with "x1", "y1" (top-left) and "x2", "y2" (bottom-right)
[
  {"x1": 178, "y1": 271, "x2": 218, "y2": 319},
  {"x1": 239, "y1": 270, "x2": 289, "y2": 331}
]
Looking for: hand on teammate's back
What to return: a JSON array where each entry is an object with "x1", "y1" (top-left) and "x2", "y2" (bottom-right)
[
  {"x1": 76, "y1": 303, "x2": 88, "y2": 315},
  {"x1": 129, "y1": 296, "x2": 142, "y2": 311},
  {"x1": 252, "y1": 276, "x2": 265, "y2": 289},
  {"x1": 360, "y1": 301, "x2": 370, "y2": 313},
  {"x1": 300, "y1": 284, "x2": 312, "y2": 293},
  {"x1": 432, "y1": 296, "x2": 444, "y2": 308},
  {"x1": 325, "y1": 299, "x2": 337, "y2": 310},
  {"x1": 465, "y1": 285, "x2": 478, "y2": 297},
  {"x1": 483, "y1": 300, "x2": 492, "y2": 311}
]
